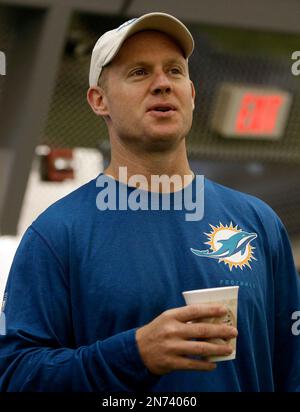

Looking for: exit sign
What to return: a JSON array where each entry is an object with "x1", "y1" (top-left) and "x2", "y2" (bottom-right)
[{"x1": 211, "y1": 83, "x2": 292, "y2": 139}]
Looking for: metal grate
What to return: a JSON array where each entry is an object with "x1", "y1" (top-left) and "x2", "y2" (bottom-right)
[
  {"x1": 43, "y1": 53, "x2": 108, "y2": 149},
  {"x1": 42, "y1": 13, "x2": 124, "y2": 150},
  {"x1": 188, "y1": 29, "x2": 300, "y2": 163}
]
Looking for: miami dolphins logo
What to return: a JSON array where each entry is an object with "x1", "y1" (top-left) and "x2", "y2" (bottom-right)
[{"x1": 191, "y1": 222, "x2": 257, "y2": 270}]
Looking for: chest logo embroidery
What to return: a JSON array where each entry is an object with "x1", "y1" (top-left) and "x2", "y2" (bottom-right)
[{"x1": 191, "y1": 222, "x2": 257, "y2": 271}]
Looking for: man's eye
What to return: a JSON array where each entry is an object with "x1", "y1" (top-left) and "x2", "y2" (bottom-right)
[
  {"x1": 170, "y1": 67, "x2": 182, "y2": 75},
  {"x1": 132, "y1": 68, "x2": 147, "y2": 76}
]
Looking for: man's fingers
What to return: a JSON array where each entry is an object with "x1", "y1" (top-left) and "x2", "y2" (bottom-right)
[
  {"x1": 170, "y1": 304, "x2": 228, "y2": 323},
  {"x1": 182, "y1": 322, "x2": 238, "y2": 340},
  {"x1": 172, "y1": 355, "x2": 217, "y2": 372},
  {"x1": 175, "y1": 340, "x2": 233, "y2": 358}
]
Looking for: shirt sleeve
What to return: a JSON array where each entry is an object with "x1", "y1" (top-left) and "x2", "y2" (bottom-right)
[
  {"x1": 272, "y1": 217, "x2": 300, "y2": 392},
  {"x1": 0, "y1": 227, "x2": 157, "y2": 392}
]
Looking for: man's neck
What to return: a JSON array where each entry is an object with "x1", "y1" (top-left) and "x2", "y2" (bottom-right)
[{"x1": 104, "y1": 139, "x2": 194, "y2": 193}]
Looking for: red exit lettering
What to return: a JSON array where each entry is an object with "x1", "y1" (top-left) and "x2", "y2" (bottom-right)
[{"x1": 236, "y1": 93, "x2": 283, "y2": 135}]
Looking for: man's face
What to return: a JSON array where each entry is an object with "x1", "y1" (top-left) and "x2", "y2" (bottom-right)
[{"x1": 99, "y1": 30, "x2": 195, "y2": 151}]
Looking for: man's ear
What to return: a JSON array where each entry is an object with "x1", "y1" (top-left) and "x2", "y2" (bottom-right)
[
  {"x1": 86, "y1": 86, "x2": 109, "y2": 116},
  {"x1": 190, "y1": 81, "x2": 196, "y2": 110}
]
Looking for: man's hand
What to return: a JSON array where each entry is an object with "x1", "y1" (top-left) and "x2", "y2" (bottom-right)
[{"x1": 135, "y1": 304, "x2": 238, "y2": 375}]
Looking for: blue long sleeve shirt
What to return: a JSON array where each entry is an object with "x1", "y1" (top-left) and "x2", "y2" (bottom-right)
[{"x1": 0, "y1": 175, "x2": 299, "y2": 391}]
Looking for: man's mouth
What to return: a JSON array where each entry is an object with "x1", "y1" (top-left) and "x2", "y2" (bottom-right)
[{"x1": 147, "y1": 104, "x2": 177, "y2": 116}]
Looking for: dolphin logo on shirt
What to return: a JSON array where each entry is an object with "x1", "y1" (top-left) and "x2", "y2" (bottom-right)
[
  {"x1": 191, "y1": 231, "x2": 257, "y2": 259},
  {"x1": 190, "y1": 223, "x2": 258, "y2": 270}
]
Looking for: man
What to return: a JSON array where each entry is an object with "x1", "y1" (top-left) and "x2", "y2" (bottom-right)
[{"x1": 0, "y1": 12, "x2": 299, "y2": 392}]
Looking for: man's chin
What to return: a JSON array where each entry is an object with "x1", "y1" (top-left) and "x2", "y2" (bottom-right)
[
  {"x1": 146, "y1": 124, "x2": 185, "y2": 140},
  {"x1": 140, "y1": 131, "x2": 185, "y2": 152}
]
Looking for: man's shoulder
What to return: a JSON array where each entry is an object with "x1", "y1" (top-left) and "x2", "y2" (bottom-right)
[
  {"x1": 32, "y1": 177, "x2": 97, "y2": 232},
  {"x1": 12, "y1": 178, "x2": 99, "y2": 271},
  {"x1": 205, "y1": 178, "x2": 279, "y2": 222}
]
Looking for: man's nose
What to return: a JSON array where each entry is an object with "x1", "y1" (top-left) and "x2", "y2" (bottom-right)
[{"x1": 150, "y1": 71, "x2": 172, "y2": 95}]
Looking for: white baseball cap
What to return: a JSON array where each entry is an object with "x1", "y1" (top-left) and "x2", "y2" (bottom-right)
[{"x1": 89, "y1": 12, "x2": 194, "y2": 87}]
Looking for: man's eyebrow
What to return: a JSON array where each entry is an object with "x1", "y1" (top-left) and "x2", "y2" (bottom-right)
[
  {"x1": 123, "y1": 59, "x2": 187, "y2": 72},
  {"x1": 123, "y1": 61, "x2": 151, "y2": 71},
  {"x1": 165, "y1": 58, "x2": 186, "y2": 66}
]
